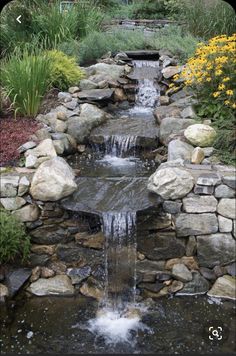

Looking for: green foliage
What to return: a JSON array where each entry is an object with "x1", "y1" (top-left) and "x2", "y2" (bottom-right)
[
  {"x1": 74, "y1": 1, "x2": 105, "y2": 38},
  {"x1": 165, "y1": 0, "x2": 236, "y2": 38},
  {"x1": 78, "y1": 29, "x2": 146, "y2": 64},
  {"x1": 1, "y1": 49, "x2": 51, "y2": 117},
  {"x1": 133, "y1": 0, "x2": 168, "y2": 19},
  {"x1": 46, "y1": 50, "x2": 85, "y2": 90},
  {"x1": 0, "y1": 209, "x2": 31, "y2": 264},
  {"x1": 57, "y1": 39, "x2": 80, "y2": 62}
]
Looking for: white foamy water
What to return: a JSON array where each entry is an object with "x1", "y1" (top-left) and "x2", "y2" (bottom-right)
[
  {"x1": 99, "y1": 155, "x2": 136, "y2": 166},
  {"x1": 87, "y1": 307, "x2": 150, "y2": 345}
]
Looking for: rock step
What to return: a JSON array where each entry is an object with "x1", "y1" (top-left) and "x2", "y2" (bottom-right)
[{"x1": 61, "y1": 177, "x2": 161, "y2": 215}]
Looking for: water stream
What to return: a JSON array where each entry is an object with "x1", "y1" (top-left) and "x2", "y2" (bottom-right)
[{"x1": 85, "y1": 59, "x2": 162, "y2": 343}]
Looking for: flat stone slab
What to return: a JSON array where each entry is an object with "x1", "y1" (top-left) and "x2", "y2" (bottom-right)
[
  {"x1": 61, "y1": 177, "x2": 160, "y2": 215},
  {"x1": 90, "y1": 115, "x2": 159, "y2": 148},
  {"x1": 6, "y1": 268, "x2": 31, "y2": 297},
  {"x1": 77, "y1": 89, "x2": 114, "y2": 101},
  {"x1": 125, "y1": 50, "x2": 160, "y2": 60}
]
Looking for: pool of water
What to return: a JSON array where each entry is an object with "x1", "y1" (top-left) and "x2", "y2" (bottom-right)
[{"x1": 1, "y1": 295, "x2": 235, "y2": 354}]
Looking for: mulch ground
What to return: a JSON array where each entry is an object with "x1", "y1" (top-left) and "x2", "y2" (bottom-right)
[{"x1": 0, "y1": 116, "x2": 41, "y2": 166}]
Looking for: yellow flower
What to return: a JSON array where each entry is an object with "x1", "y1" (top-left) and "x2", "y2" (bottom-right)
[
  {"x1": 232, "y1": 103, "x2": 236, "y2": 109},
  {"x1": 206, "y1": 77, "x2": 211, "y2": 82},
  {"x1": 223, "y1": 77, "x2": 230, "y2": 82},
  {"x1": 213, "y1": 92, "x2": 220, "y2": 98},
  {"x1": 226, "y1": 90, "x2": 234, "y2": 96},
  {"x1": 224, "y1": 100, "x2": 230, "y2": 105},
  {"x1": 215, "y1": 69, "x2": 223, "y2": 76},
  {"x1": 218, "y1": 83, "x2": 226, "y2": 90}
]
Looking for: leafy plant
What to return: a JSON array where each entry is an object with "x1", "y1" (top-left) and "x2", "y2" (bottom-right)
[
  {"x1": 46, "y1": 50, "x2": 85, "y2": 90},
  {"x1": 177, "y1": 34, "x2": 236, "y2": 164},
  {"x1": 74, "y1": 1, "x2": 105, "y2": 38},
  {"x1": 0, "y1": 209, "x2": 31, "y2": 264},
  {"x1": 1, "y1": 49, "x2": 51, "y2": 117},
  {"x1": 133, "y1": 0, "x2": 168, "y2": 19}
]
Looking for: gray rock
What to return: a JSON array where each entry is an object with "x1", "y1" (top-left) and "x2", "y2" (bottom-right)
[
  {"x1": 0, "y1": 197, "x2": 26, "y2": 210},
  {"x1": 30, "y1": 157, "x2": 77, "y2": 201},
  {"x1": 63, "y1": 98, "x2": 78, "y2": 110},
  {"x1": 148, "y1": 167, "x2": 194, "y2": 200},
  {"x1": 191, "y1": 147, "x2": 205, "y2": 164},
  {"x1": 67, "y1": 103, "x2": 108, "y2": 143},
  {"x1": 161, "y1": 65, "x2": 181, "y2": 79},
  {"x1": 30, "y1": 225, "x2": 69, "y2": 245},
  {"x1": 163, "y1": 200, "x2": 182, "y2": 214},
  {"x1": 202, "y1": 147, "x2": 215, "y2": 157},
  {"x1": 68, "y1": 86, "x2": 80, "y2": 94},
  {"x1": 80, "y1": 79, "x2": 98, "y2": 90},
  {"x1": 182, "y1": 196, "x2": 217, "y2": 213},
  {"x1": 28, "y1": 275, "x2": 74, "y2": 296},
  {"x1": 168, "y1": 139, "x2": 194, "y2": 162},
  {"x1": 207, "y1": 275, "x2": 236, "y2": 300},
  {"x1": 217, "y1": 198, "x2": 235, "y2": 219},
  {"x1": 137, "y1": 232, "x2": 185, "y2": 261},
  {"x1": 199, "y1": 267, "x2": 216, "y2": 281},
  {"x1": 233, "y1": 220, "x2": 236, "y2": 239},
  {"x1": 18, "y1": 141, "x2": 36, "y2": 153},
  {"x1": 136, "y1": 260, "x2": 166, "y2": 276},
  {"x1": 89, "y1": 63, "x2": 125, "y2": 80},
  {"x1": 34, "y1": 128, "x2": 51, "y2": 141},
  {"x1": 215, "y1": 184, "x2": 235, "y2": 198},
  {"x1": 0, "y1": 175, "x2": 19, "y2": 197},
  {"x1": 197, "y1": 233, "x2": 236, "y2": 268},
  {"x1": 172, "y1": 263, "x2": 192, "y2": 282},
  {"x1": 12, "y1": 204, "x2": 39, "y2": 222},
  {"x1": 154, "y1": 106, "x2": 181, "y2": 124},
  {"x1": 180, "y1": 106, "x2": 196, "y2": 119},
  {"x1": 218, "y1": 215, "x2": 233, "y2": 232},
  {"x1": 138, "y1": 281, "x2": 164, "y2": 293},
  {"x1": 77, "y1": 88, "x2": 114, "y2": 101},
  {"x1": 53, "y1": 140, "x2": 64, "y2": 155},
  {"x1": 67, "y1": 266, "x2": 91, "y2": 284},
  {"x1": 176, "y1": 213, "x2": 218, "y2": 237},
  {"x1": 186, "y1": 236, "x2": 197, "y2": 256},
  {"x1": 56, "y1": 244, "x2": 102, "y2": 264},
  {"x1": 18, "y1": 176, "x2": 30, "y2": 196},
  {"x1": 28, "y1": 254, "x2": 51, "y2": 267},
  {"x1": 6, "y1": 268, "x2": 31, "y2": 297},
  {"x1": 25, "y1": 154, "x2": 38, "y2": 168},
  {"x1": 80, "y1": 276, "x2": 103, "y2": 300},
  {"x1": 160, "y1": 118, "x2": 196, "y2": 145},
  {"x1": 25, "y1": 139, "x2": 57, "y2": 167},
  {"x1": 222, "y1": 175, "x2": 236, "y2": 189},
  {"x1": 225, "y1": 262, "x2": 236, "y2": 276},
  {"x1": 194, "y1": 185, "x2": 214, "y2": 195},
  {"x1": 184, "y1": 124, "x2": 216, "y2": 147},
  {"x1": 58, "y1": 92, "x2": 72, "y2": 102},
  {"x1": 197, "y1": 173, "x2": 221, "y2": 186},
  {"x1": 176, "y1": 272, "x2": 209, "y2": 295}
]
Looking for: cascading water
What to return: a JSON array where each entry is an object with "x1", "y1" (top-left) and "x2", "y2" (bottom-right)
[
  {"x1": 131, "y1": 59, "x2": 160, "y2": 111},
  {"x1": 87, "y1": 211, "x2": 149, "y2": 344},
  {"x1": 104, "y1": 135, "x2": 137, "y2": 158}
]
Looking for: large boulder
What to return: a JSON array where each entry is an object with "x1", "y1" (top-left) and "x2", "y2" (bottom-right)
[
  {"x1": 147, "y1": 167, "x2": 194, "y2": 200},
  {"x1": 184, "y1": 124, "x2": 216, "y2": 147},
  {"x1": 30, "y1": 157, "x2": 77, "y2": 201},
  {"x1": 67, "y1": 103, "x2": 108, "y2": 143},
  {"x1": 25, "y1": 139, "x2": 57, "y2": 168},
  {"x1": 160, "y1": 117, "x2": 196, "y2": 144},
  {"x1": 197, "y1": 233, "x2": 236, "y2": 268},
  {"x1": 27, "y1": 275, "x2": 74, "y2": 296},
  {"x1": 168, "y1": 139, "x2": 194, "y2": 162},
  {"x1": 77, "y1": 89, "x2": 114, "y2": 102}
]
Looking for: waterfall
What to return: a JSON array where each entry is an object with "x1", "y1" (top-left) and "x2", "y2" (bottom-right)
[
  {"x1": 101, "y1": 211, "x2": 137, "y2": 311},
  {"x1": 104, "y1": 135, "x2": 137, "y2": 158},
  {"x1": 132, "y1": 59, "x2": 160, "y2": 109}
]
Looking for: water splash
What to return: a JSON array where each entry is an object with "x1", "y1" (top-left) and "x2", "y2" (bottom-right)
[{"x1": 131, "y1": 59, "x2": 160, "y2": 111}]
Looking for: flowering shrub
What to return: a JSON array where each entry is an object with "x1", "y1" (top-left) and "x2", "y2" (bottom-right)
[{"x1": 174, "y1": 34, "x2": 236, "y2": 163}]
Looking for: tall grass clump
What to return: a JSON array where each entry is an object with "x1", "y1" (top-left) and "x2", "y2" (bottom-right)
[
  {"x1": 165, "y1": 0, "x2": 236, "y2": 38},
  {"x1": 0, "y1": 209, "x2": 31, "y2": 264},
  {"x1": 74, "y1": 1, "x2": 105, "y2": 38},
  {"x1": 1, "y1": 49, "x2": 51, "y2": 117}
]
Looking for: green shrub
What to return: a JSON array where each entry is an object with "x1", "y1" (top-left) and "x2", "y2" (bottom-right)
[
  {"x1": 57, "y1": 39, "x2": 80, "y2": 62},
  {"x1": 1, "y1": 49, "x2": 51, "y2": 117},
  {"x1": 46, "y1": 50, "x2": 85, "y2": 90},
  {"x1": 74, "y1": 1, "x2": 105, "y2": 38},
  {"x1": 0, "y1": 209, "x2": 31, "y2": 264},
  {"x1": 133, "y1": 0, "x2": 168, "y2": 19}
]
